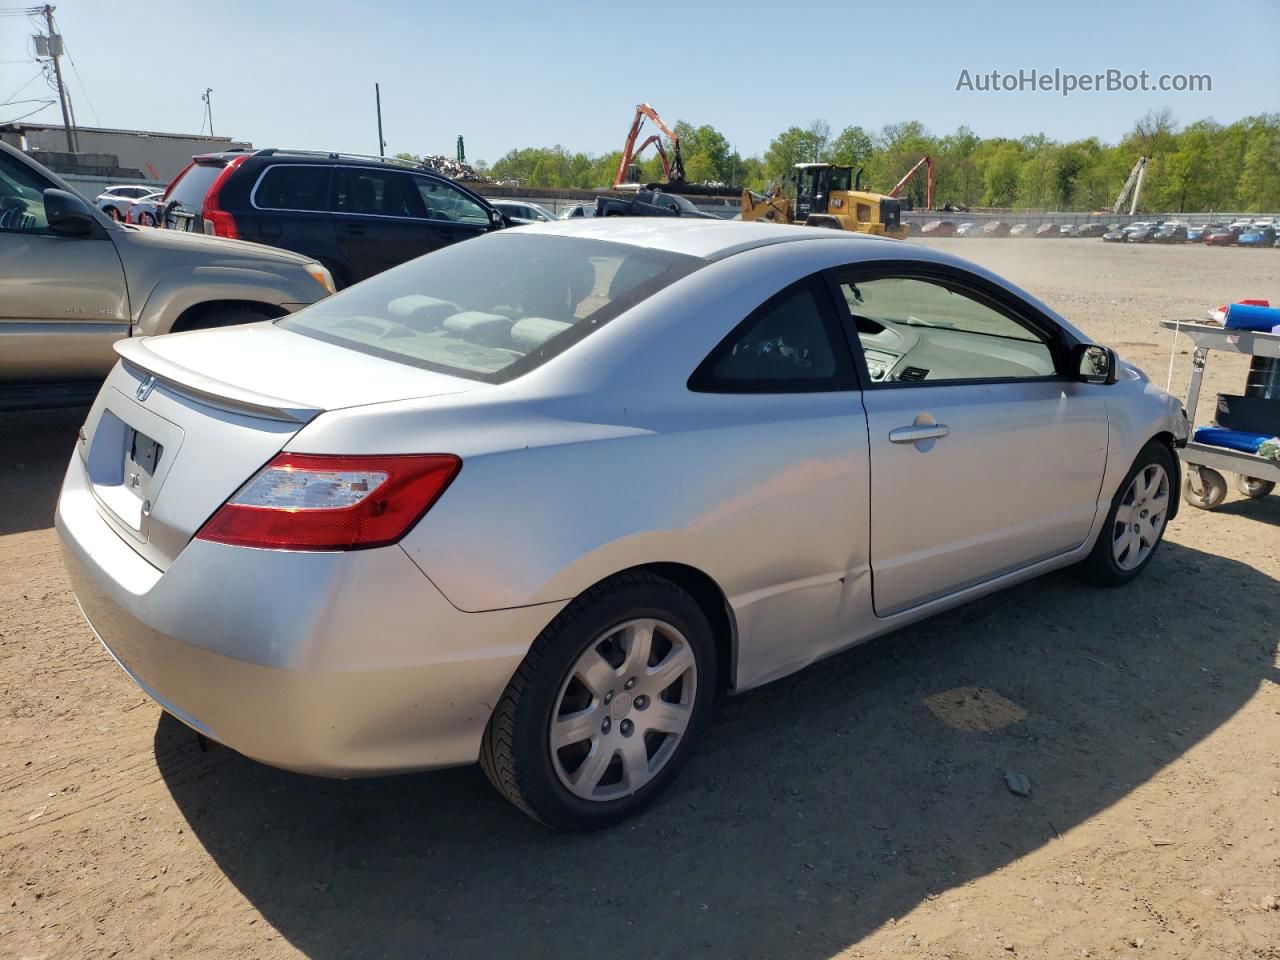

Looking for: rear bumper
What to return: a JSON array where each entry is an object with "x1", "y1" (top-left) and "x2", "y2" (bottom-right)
[{"x1": 56, "y1": 454, "x2": 562, "y2": 776}]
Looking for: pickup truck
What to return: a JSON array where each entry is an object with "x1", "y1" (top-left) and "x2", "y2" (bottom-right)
[
  {"x1": 594, "y1": 189, "x2": 721, "y2": 219},
  {"x1": 0, "y1": 141, "x2": 335, "y2": 385}
]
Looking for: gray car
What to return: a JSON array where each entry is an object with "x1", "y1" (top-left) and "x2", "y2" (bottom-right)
[
  {"x1": 57, "y1": 219, "x2": 1189, "y2": 830},
  {"x1": 0, "y1": 141, "x2": 335, "y2": 383}
]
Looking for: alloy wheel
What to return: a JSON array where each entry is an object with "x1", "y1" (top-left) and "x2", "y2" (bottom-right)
[
  {"x1": 1112, "y1": 463, "x2": 1170, "y2": 570},
  {"x1": 550, "y1": 618, "x2": 697, "y2": 802}
]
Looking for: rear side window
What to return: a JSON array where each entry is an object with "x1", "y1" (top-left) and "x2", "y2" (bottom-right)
[
  {"x1": 253, "y1": 165, "x2": 330, "y2": 211},
  {"x1": 689, "y1": 279, "x2": 854, "y2": 393},
  {"x1": 333, "y1": 168, "x2": 421, "y2": 218},
  {"x1": 279, "y1": 233, "x2": 702, "y2": 383},
  {"x1": 165, "y1": 160, "x2": 224, "y2": 210}
]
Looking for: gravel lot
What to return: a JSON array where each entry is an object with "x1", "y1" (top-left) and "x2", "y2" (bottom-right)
[{"x1": 2, "y1": 239, "x2": 1278, "y2": 960}]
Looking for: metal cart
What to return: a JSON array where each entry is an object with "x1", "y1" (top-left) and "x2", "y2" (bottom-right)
[{"x1": 1159, "y1": 319, "x2": 1280, "y2": 509}]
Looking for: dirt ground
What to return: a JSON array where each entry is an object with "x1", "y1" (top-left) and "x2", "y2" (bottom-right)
[{"x1": 1, "y1": 239, "x2": 1278, "y2": 960}]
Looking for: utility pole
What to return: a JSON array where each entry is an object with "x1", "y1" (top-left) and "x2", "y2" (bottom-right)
[
  {"x1": 202, "y1": 88, "x2": 214, "y2": 136},
  {"x1": 375, "y1": 83, "x2": 385, "y2": 157},
  {"x1": 42, "y1": 5, "x2": 77, "y2": 152}
]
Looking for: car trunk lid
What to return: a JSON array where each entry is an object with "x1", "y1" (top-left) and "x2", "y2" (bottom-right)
[{"x1": 80, "y1": 323, "x2": 478, "y2": 570}]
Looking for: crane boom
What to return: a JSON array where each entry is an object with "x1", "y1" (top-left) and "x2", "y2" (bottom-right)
[
  {"x1": 888, "y1": 155, "x2": 934, "y2": 210},
  {"x1": 613, "y1": 103, "x2": 685, "y2": 189},
  {"x1": 1112, "y1": 156, "x2": 1149, "y2": 215}
]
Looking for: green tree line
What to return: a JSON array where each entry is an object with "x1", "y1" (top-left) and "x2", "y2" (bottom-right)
[{"x1": 416, "y1": 110, "x2": 1280, "y2": 212}]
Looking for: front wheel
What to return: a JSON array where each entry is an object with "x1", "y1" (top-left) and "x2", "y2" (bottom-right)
[
  {"x1": 1077, "y1": 441, "x2": 1175, "y2": 586},
  {"x1": 480, "y1": 572, "x2": 716, "y2": 831}
]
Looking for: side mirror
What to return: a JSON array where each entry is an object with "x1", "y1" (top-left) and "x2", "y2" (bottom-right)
[
  {"x1": 489, "y1": 207, "x2": 506, "y2": 230},
  {"x1": 44, "y1": 188, "x2": 98, "y2": 237},
  {"x1": 1074, "y1": 343, "x2": 1118, "y2": 385}
]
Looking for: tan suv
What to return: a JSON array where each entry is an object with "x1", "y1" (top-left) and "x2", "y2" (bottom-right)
[{"x1": 0, "y1": 142, "x2": 335, "y2": 383}]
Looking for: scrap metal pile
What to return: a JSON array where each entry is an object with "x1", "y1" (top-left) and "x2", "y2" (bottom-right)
[{"x1": 415, "y1": 154, "x2": 517, "y2": 186}]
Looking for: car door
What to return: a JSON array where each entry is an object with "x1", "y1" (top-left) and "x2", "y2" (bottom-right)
[
  {"x1": 0, "y1": 148, "x2": 129, "y2": 382},
  {"x1": 244, "y1": 162, "x2": 338, "y2": 275},
  {"x1": 411, "y1": 175, "x2": 493, "y2": 249},
  {"x1": 685, "y1": 276, "x2": 872, "y2": 689},
  {"x1": 827, "y1": 265, "x2": 1108, "y2": 617},
  {"x1": 331, "y1": 166, "x2": 438, "y2": 282}
]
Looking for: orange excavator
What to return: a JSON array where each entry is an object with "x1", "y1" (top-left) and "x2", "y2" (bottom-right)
[{"x1": 613, "y1": 103, "x2": 686, "y2": 189}]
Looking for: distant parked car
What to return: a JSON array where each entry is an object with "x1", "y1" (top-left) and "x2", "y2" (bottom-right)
[
  {"x1": 95, "y1": 184, "x2": 160, "y2": 221},
  {"x1": 0, "y1": 140, "x2": 333, "y2": 383},
  {"x1": 562, "y1": 203, "x2": 597, "y2": 219},
  {"x1": 490, "y1": 200, "x2": 559, "y2": 223},
  {"x1": 920, "y1": 220, "x2": 956, "y2": 236},
  {"x1": 1035, "y1": 223, "x2": 1061, "y2": 238},
  {"x1": 1076, "y1": 223, "x2": 1108, "y2": 238},
  {"x1": 125, "y1": 191, "x2": 165, "y2": 226},
  {"x1": 1187, "y1": 226, "x2": 1206, "y2": 242},
  {"x1": 162, "y1": 149, "x2": 509, "y2": 288},
  {"x1": 1238, "y1": 226, "x2": 1277, "y2": 247},
  {"x1": 954, "y1": 222, "x2": 981, "y2": 237},
  {"x1": 1009, "y1": 223, "x2": 1032, "y2": 237},
  {"x1": 982, "y1": 220, "x2": 1011, "y2": 237},
  {"x1": 1102, "y1": 228, "x2": 1127, "y2": 242},
  {"x1": 1058, "y1": 224, "x2": 1079, "y2": 238},
  {"x1": 1125, "y1": 224, "x2": 1159, "y2": 243},
  {"x1": 1152, "y1": 224, "x2": 1188, "y2": 244},
  {"x1": 1204, "y1": 228, "x2": 1236, "y2": 246}
]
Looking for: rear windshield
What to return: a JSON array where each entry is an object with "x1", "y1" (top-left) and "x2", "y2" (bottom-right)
[
  {"x1": 165, "y1": 160, "x2": 224, "y2": 210},
  {"x1": 279, "y1": 233, "x2": 703, "y2": 383}
]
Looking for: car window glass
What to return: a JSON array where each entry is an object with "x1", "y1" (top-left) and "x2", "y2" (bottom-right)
[
  {"x1": 415, "y1": 178, "x2": 489, "y2": 224},
  {"x1": 333, "y1": 168, "x2": 422, "y2": 218},
  {"x1": 166, "y1": 162, "x2": 224, "y2": 212},
  {"x1": 0, "y1": 151, "x2": 50, "y2": 233},
  {"x1": 280, "y1": 233, "x2": 702, "y2": 383},
  {"x1": 690, "y1": 281, "x2": 849, "y2": 392},
  {"x1": 254, "y1": 165, "x2": 330, "y2": 211},
  {"x1": 837, "y1": 276, "x2": 1055, "y2": 384}
]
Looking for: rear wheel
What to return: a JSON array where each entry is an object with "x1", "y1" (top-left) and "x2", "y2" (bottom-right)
[
  {"x1": 480, "y1": 572, "x2": 716, "y2": 831},
  {"x1": 1077, "y1": 441, "x2": 1174, "y2": 586},
  {"x1": 137, "y1": 211, "x2": 155, "y2": 226},
  {"x1": 1235, "y1": 475, "x2": 1275, "y2": 499}
]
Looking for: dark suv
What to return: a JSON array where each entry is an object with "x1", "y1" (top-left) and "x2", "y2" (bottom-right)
[{"x1": 162, "y1": 149, "x2": 508, "y2": 288}]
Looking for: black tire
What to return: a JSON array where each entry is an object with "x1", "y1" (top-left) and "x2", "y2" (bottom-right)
[
  {"x1": 480, "y1": 571, "x2": 716, "y2": 831},
  {"x1": 1234, "y1": 474, "x2": 1275, "y2": 499},
  {"x1": 1182, "y1": 466, "x2": 1228, "y2": 510},
  {"x1": 1077, "y1": 440, "x2": 1176, "y2": 586}
]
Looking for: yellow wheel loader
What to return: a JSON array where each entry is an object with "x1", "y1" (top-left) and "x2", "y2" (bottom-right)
[{"x1": 741, "y1": 163, "x2": 909, "y2": 238}]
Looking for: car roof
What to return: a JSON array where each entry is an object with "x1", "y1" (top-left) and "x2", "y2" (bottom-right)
[{"x1": 526, "y1": 216, "x2": 904, "y2": 260}]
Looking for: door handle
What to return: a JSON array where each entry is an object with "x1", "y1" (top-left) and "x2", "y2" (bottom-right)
[
  {"x1": 343, "y1": 224, "x2": 366, "y2": 235},
  {"x1": 889, "y1": 423, "x2": 950, "y2": 443}
]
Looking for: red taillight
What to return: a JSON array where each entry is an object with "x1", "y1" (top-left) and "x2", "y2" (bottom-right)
[
  {"x1": 195, "y1": 453, "x2": 461, "y2": 551},
  {"x1": 200, "y1": 154, "x2": 248, "y2": 238}
]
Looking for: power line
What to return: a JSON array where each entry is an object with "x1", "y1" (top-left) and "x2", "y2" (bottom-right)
[
  {"x1": 1, "y1": 66, "x2": 45, "y2": 105},
  {"x1": 60, "y1": 36, "x2": 100, "y2": 127}
]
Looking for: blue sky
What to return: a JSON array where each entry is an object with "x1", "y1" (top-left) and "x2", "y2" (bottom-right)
[{"x1": 2, "y1": 0, "x2": 1277, "y2": 164}]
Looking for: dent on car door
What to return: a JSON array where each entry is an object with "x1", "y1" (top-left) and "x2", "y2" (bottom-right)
[
  {"x1": 829, "y1": 268, "x2": 1108, "y2": 616},
  {"x1": 0, "y1": 152, "x2": 128, "y2": 382}
]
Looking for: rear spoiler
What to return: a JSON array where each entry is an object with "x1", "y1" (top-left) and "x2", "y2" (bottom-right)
[{"x1": 113, "y1": 338, "x2": 321, "y2": 424}]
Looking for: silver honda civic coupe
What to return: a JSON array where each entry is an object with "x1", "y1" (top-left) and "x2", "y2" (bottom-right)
[{"x1": 57, "y1": 219, "x2": 1189, "y2": 830}]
